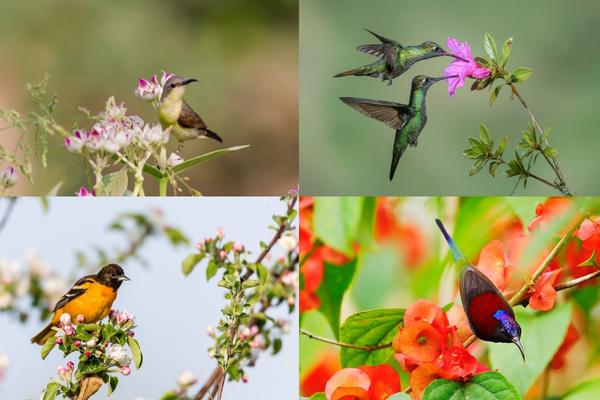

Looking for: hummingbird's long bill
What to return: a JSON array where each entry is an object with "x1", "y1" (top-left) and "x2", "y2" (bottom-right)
[
  {"x1": 428, "y1": 75, "x2": 458, "y2": 82},
  {"x1": 448, "y1": 54, "x2": 470, "y2": 63}
]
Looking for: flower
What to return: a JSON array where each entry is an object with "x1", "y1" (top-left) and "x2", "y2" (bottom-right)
[
  {"x1": 108, "y1": 344, "x2": 132, "y2": 367},
  {"x1": 64, "y1": 135, "x2": 84, "y2": 152},
  {"x1": 576, "y1": 217, "x2": 600, "y2": 251},
  {"x1": 134, "y1": 77, "x2": 161, "y2": 101},
  {"x1": 216, "y1": 227, "x2": 225, "y2": 239},
  {"x1": 86, "y1": 338, "x2": 97, "y2": 348},
  {"x1": 529, "y1": 198, "x2": 574, "y2": 232},
  {"x1": 233, "y1": 242, "x2": 244, "y2": 252},
  {"x1": 64, "y1": 325, "x2": 75, "y2": 336},
  {"x1": 0, "y1": 166, "x2": 18, "y2": 189},
  {"x1": 206, "y1": 325, "x2": 215, "y2": 337},
  {"x1": 393, "y1": 320, "x2": 443, "y2": 363},
  {"x1": 76, "y1": 314, "x2": 85, "y2": 323},
  {"x1": 444, "y1": 37, "x2": 491, "y2": 96},
  {"x1": 77, "y1": 187, "x2": 95, "y2": 197},
  {"x1": 167, "y1": 152, "x2": 184, "y2": 167},
  {"x1": 325, "y1": 364, "x2": 400, "y2": 400},
  {"x1": 529, "y1": 269, "x2": 562, "y2": 311},
  {"x1": 550, "y1": 323, "x2": 579, "y2": 369},
  {"x1": 279, "y1": 232, "x2": 298, "y2": 251},
  {"x1": 300, "y1": 352, "x2": 340, "y2": 397},
  {"x1": 59, "y1": 313, "x2": 72, "y2": 326},
  {"x1": 177, "y1": 370, "x2": 198, "y2": 388},
  {"x1": 121, "y1": 366, "x2": 132, "y2": 376},
  {"x1": 0, "y1": 353, "x2": 9, "y2": 379}
]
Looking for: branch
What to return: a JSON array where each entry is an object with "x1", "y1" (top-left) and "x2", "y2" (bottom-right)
[
  {"x1": 0, "y1": 197, "x2": 16, "y2": 237},
  {"x1": 300, "y1": 329, "x2": 392, "y2": 351}
]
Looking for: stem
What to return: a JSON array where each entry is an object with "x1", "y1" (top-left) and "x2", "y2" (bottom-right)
[
  {"x1": 0, "y1": 197, "x2": 17, "y2": 237},
  {"x1": 510, "y1": 84, "x2": 571, "y2": 195},
  {"x1": 300, "y1": 329, "x2": 392, "y2": 351},
  {"x1": 158, "y1": 177, "x2": 168, "y2": 197}
]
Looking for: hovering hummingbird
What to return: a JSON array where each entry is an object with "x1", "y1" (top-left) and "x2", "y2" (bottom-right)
[
  {"x1": 340, "y1": 75, "x2": 454, "y2": 180},
  {"x1": 334, "y1": 29, "x2": 453, "y2": 85},
  {"x1": 435, "y1": 219, "x2": 525, "y2": 361},
  {"x1": 158, "y1": 75, "x2": 223, "y2": 147}
]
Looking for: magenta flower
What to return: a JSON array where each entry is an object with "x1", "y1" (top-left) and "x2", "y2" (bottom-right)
[
  {"x1": 77, "y1": 187, "x2": 95, "y2": 197},
  {"x1": 444, "y1": 37, "x2": 491, "y2": 96}
]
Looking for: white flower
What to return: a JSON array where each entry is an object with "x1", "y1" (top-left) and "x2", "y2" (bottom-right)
[
  {"x1": 59, "y1": 313, "x2": 72, "y2": 325},
  {"x1": 0, "y1": 258, "x2": 20, "y2": 285},
  {"x1": 26, "y1": 250, "x2": 50, "y2": 278},
  {"x1": 103, "y1": 140, "x2": 121, "y2": 153},
  {"x1": 177, "y1": 370, "x2": 198, "y2": 388},
  {"x1": 0, "y1": 353, "x2": 9, "y2": 370},
  {"x1": 86, "y1": 338, "x2": 97, "y2": 348},
  {"x1": 43, "y1": 276, "x2": 69, "y2": 307},
  {"x1": 64, "y1": 136, "x2": 84, "y2": 152},
  {"x1": 0, "y1": 291, "x2": 13, "y2": 309},
  {"x1": 108, "y1": 344, "x2": 132, "y2": 367},
  {"x1": 278, "y1": 232, "x2": 297, "y2": 251},
  {"x1": 134, "y1": 78, "x2": 161, "y2": 102},
  {"x1": 281, "y1": 271, "x2": 297, "y2": 287},
  {"x1": 143, "y1": 124, "x2": 166, "y2": 145},
  {"x1": 167, "y1": 153, "x2": 183, "y2": 167}
]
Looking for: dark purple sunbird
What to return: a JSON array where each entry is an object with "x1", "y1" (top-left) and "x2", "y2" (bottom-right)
[{"x1": 435, "y1": 219, "x2": 525, "y2": 361}]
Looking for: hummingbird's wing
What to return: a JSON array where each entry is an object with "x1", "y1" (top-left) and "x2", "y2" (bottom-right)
[
  {"x1": 364, "y1": 29, "x2": 401, "y2": 46},
  {"x1": 178, "y1": 101, "x2": 208, "y2": 130},
  {"x1": 358, "y1": 29, "x2": 402, "y2": 72},
  {"x1": 339, "y1": 97, "x2": 411, "y2": 130}
]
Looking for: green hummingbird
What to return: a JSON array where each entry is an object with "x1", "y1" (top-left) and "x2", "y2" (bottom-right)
[
  {"x1": 334, "y1": 29, "x2": 453, "y2": 85},
  {"x1": 340, "y1": 74, "x2": 456, "y2": 180}
]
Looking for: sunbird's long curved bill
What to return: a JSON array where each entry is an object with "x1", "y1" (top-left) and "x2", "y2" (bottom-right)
[{"x1": 435, "y1": 219, "x2": 525, "y2": 361}]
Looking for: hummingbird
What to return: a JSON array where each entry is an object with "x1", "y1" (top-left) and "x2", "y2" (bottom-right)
[
  {"x1": 340, "y1": 75, "x2": 454, "y2": 180},
  {"x1": 334, "y1": 29, "x2": 452, "y2": 85},
  {"x1": 158, "y1": 75, "x2": 223, "y2": 148},
  {"x1": 435, "y1": 219, "x2": 525, "y2": 361}
]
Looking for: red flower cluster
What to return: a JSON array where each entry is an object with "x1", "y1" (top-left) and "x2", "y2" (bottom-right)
[
  {"x1": 300, "y1": 197, "x2": 353, "y2": 313},
  {"x1": 391, "y1": 300, "x2": 487, "y2": 399},
  {"x1": 300, "y1": 351, "x2": 340, "y2": 397},
  {"x1": 324, "y1": 364, "x2": 401, "y2": 400}
]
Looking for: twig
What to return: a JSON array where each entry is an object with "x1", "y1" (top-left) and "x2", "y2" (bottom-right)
[
  {"x1": 194, "y1": 368, "x2": 222, "y2": 400},
  {"x1": 300, "y1": 329, "x2": 391, "y2": 351},
  {"x1": 0, "y1": 197, "x2": 16, "y2": 237}
]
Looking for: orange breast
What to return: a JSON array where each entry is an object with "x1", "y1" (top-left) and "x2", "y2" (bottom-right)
[{"x1": 52, "y1": 283, "x2": 117, "y2": 324}]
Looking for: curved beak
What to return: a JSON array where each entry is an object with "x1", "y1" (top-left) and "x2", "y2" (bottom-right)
[
  {"x1": 182, "y1": 78, "x2": 198, "y2": 85},
  {"x1": 513, "y1": 337, "x2": 525, "y2": 362},
  {"x1": 118, "y1": 275, "x2": 130, "y2": 282}
]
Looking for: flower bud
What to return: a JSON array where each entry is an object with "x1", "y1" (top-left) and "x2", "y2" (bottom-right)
[
  {"x1": 177, "y1": 370, "x2": 198, "y2": 388},
  {"x1": 74, "y1": 340, "x2": 81, "y2": 348},
  {"x1": 55, "y1": 338, "x2": 63, "y2": 345},
  {"x1": 206, "y1": 325, "x2": 215, "y2": 338},
  {"x1": 64, "y1": 325, "x2": 75, "y2": 336},
  {"x1": 242, "y1": 374, "x2": 249, "y2": 383},
  {"x1": 128, "y1": 331, "x2": 135, "y2": 337},
  {"x1": 233, "y1": 242, "x2": 244, "y2": 252},
  {"x1": 281, "y1": 271, "x2": 297, "y2": 286},
  {"x1": 86, "y1": 338, "x2": 97, "y2": 347},
  {"x1": 64, "y1": 136, "x2": 84, "y2": 152},
  {"x1": 77, "y1": 187, "x2": 95, "y2": 197},
  {"x1": 76, "y1": 314, "x2": 85, "y2": 324},
  {"x1": 121, "y1": 366, "x2": 131, "y2": 376},
  {"x1": 196, "y1": 239, "x2": 206, "y2": 250},
  {"x1": 0, "y1": 166, "x2": 18, "y2": 189},
  {"x1": 219, "y1": 250, "x2": 227, "y2": 259},
  {"x1": 167, "y1": 153, "x2": 184, "y2": 167},
  {"x1": 279, "y1": 232, "x2": 298, "y2": 251},
  {"x1": 59, "y1": 313, "x2": 72, "y2": 325},
  {"x1": 66, "y1": 361, "x2": 74, "y2": 370},
  {"x1": 85, "y1": 351, "x2": 91, "y2": 358},
  {"x1": 216, "y1": 227, "x2": 224, "y2": 239}
]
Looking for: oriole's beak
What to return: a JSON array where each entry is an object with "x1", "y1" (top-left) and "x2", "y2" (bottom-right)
[
  {"x1": 119, "y1": 275, "x2": 130, "y2": 281},
  {"x1": 513, "y1": 337, "x2": 525, "y2": 362},
  {"x1": 182, "y1": 78, "x2": 198, "y2": 85}
]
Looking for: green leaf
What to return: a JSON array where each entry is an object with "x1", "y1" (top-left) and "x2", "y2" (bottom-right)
[
  {"x1": 497, "y1": 136, "x2": 508, "y2": 157},
  {"x1": 46, "y1": 181, "x2": 63, "y2": 196},
  {"x1": 242, "y1": 279, "x2": 260, "y2": 289},
  {"x1": 182, "y1": 253, "x2": 204, "y2": 276},
  {"x1": 309, "y1": 393, "x2": 327, "y2": 400},
  {"x1": 488, "y1": 161, "x2": 498, "y2": 177},
  {"x1": 172, "y1": 145, "x2": 250, "y2": 174},
  {"x1": 315, "y1": 259, "x2": 357, "y2": 339},
  {"x1": 501, "y1": 37, "x2": 513, "y2": 68},
  {"x1": 484, "y1": 33, "x2": 499, "y2": 62},
  {"x1": 256, "y1": 263, "x2": 269, "y2": 285},
  {"x1": 314, "y1": 197, "x2": 364, "y2": 255},
  {"x1": 41, "y1": 338, "x2": 57, "y2": 359},
  {"x1": 100, "y1": 168, "x2": 128, "y2": 196},
  {"x1": 511, "y1": 67, "x2": 533, "y2": 83},
  {"x1": 128, "y1": 336, "x2": 143, "y2": 369},
  {"x1": 159, "y1": 392, "x2": 180, "y2": 400},
  {"x1": 339, "y1": 308, "x2": 404, "y2": 368},
  {"x1": 543, "y1": 147, "x2": 558, "y2": 158},
  {"x1": 578, "y1": 249, "x2": 597, "y2": 267},
  {"x1": 489, "y1": 303, "x2": 571, "y2": 395},
  {"x1": 423, "y1": 371, "x2": 520, "y2": 400},
  {"x1": 163, "y1": 227, "x2": 189, "y2": 246},
  {"x1": 469, "y1": 159, "x2": 485, "y2": 176},
  {"x1": 563, "y1": 378, "x2": 600, "y2": 400},
  {"x1": 471, "y1": 78, "x2": 493, "y2": 91},
  {"x1": 108, "y1": 375, "x2": 119, "y2": 396},
  {"x1": 489, "y1": 85, "x2": 503, "y2": 106},
  {"x1": 42, "y1": 382, "x2": 59, "y2": 400},
  {"x1": 479, "y1": 124, "x2": 491, "y2": 145},
  {"x1": 206, "y1": 260, "x2": 218, "y2": 281}
]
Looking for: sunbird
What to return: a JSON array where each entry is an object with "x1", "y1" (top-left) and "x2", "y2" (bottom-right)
[
  {"x1": 340, "y1": 75, "x2": 455, "y2": 181},
  {"x1": 31, "y1": 264, "x2": 130, "y2": 345},
  {"x1": 435, "y1": 219, "x2": 525, "y2": 361},
  {"x1": 334, "y1": 29, "x2": 450, "y2": 85},
  {"x1": 158, "y1": 75, "x2": 223, "y2": 147}
]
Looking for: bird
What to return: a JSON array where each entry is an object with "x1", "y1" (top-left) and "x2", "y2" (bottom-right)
[
  {"x1": 334, "y1": 29, "x2": 451, "y2": 85},
  {"x1": 31, "y1": 264, "x2": 130, "y2": 345},
  {"x1": 340, "y1": 74, "x2": 454, "y2": 180},
  {"x1": 435, "y1": 219, "x2": 525, "y2": 361},
  {"x1": 158, "y1": 75, "x2": 223, "y2": 149}
]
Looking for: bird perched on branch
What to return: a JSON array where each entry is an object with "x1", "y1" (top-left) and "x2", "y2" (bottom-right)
[
  {"x1": 31, "y1": 264, "x2": 130, "y2": 345},
  {"x1": 158, "y1": 75, "x2": 223, "y2": 148}
]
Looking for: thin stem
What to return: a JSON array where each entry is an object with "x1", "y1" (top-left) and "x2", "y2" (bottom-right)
[
  {"x1": 194, "y1": 368, "x2": 222, "y2": 400},
  {"x1": 525, "y1": 171, "x2": 563, "y2": 191},
  {"x1": 300, "y1": 329, "x2": 392, "y2": 351},
  {"x1": 555, "y1": 270, "x2": 600, "y2": 291},
  {"x1": 158, "y1": 177, "x2": 168, "y2": 197},
  {"x1": 0, "y1": 197, "x2": 17, "y2": 237},
  {"x1": 510, "y1": 84, "x2": 571, "y2": 195}
]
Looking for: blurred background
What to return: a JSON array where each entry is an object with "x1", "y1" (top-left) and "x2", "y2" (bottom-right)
[
  {"x1": 0, "y1": 197, "x2": 298, "y2": 399},
  {"x1": 300, "y1": 0, "x2": 600, "y2": 195},
  {"x1": 0, "y1": 0, "x2": 298, "y2": 196}
]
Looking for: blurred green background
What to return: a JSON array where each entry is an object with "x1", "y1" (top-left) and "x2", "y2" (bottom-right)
[
  {"x1": 0, "y1": 0, "x2": 297, "y2": 196},
  {"x1": 300, "y1": 0, "x2": 600, "y2": 195}
]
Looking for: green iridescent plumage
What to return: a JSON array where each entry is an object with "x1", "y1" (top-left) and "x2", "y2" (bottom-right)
[
  {"x1": 334, "y1": 29, "x2": 449, "y2": 85},
  {"x1": 340, "y1": 75, "x2": 449, "y2": 180}
]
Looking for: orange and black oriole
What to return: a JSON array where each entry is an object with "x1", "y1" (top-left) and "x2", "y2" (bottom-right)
[{"x1": 31, "y1": 264, "x2": 130, "y2": 345}]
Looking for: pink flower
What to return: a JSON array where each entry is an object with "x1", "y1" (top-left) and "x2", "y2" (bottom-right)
[
  {"x1": 0, "y1": 166, "x2": 18, "y2": 189},
  {"x1": 196, "y1": 240, "x2": 206, "y2": 250},
  {"x1": 64, "y1": 135, "x2": 84, "y2": 152},
  {"x1": 121, "y1": 366, "x2": 131, "y2": 376},
  {"x1": 233, "y1": 242, "x2": 244, "y2": 252},
  {"x1": 216, "y1": 227, "x2": 225, "y2": 239},
  {"x1": 134, "y1": 78, "x2": 160, "y2": 101},
  {"x1": 66, "y1": 361, "x2": 74, "y2": 370},
  {"x1": 55, "y1": 338, "x2": 63, "y2": 345},
  {"x1": 74, "y1": 340, "x2": 81, "y2": 347},
  {"x1": 444, "y1": 37, "x2": 491, "y2": 96},
  {"x1": 77, "y1": 187, "x2": 95, "y2": 197},
  {"x1": 76, "y1": 314, "x2": 85, "y2": 323},
  {"x1": 219, "y1": 250, "x2": 227, "y2": 259},
  {"x1": 64, "y1": 325, "x2": 75, "y2": 336}
]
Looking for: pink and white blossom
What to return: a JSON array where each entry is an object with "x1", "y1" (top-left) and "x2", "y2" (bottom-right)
[{"x1": 444, "y1": 37, "x2": 492, "y2": 96}]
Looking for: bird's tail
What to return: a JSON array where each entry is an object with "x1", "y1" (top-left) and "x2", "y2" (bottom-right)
[
  {"x1": 334, "y1": 64, "x2": 372, "y2": 78},
  {"x1": 31, "y1": 322, "x2": 56, "y2": 345},
  {"x1": 205, "y1": 129, "x2": 223, "y2": 143},
  {"x1": 435, "y1": 219, "x2": 468, "y2": 264},
  {"x1": 389, "y1": 130, "x2": 408, "y2": 180}
]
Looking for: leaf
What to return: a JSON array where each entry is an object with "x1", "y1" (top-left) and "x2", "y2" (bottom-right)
[
  {"x1": 107, "y1": 375, "x2": 119, "y2": 396},
  {"x1": 471, "y1": 78, "x2": 493, "y2": 91},
  {"x1": 497, "y1": 136, "x2": 508, "y2": 157},
  {"x1": 242, "y1": 279, "x2": 260, "y2": 289},
  {"x1": 41, "y1": 338, "x2": 57, "y2": 359},
  {"x1": 42, "y1": 382, "x2": 59, "y2": 400},
  {"x1": 488, "y1": 161, "x2": 498, "y2": 177},
  {"x1": 388, "y1": 394, "x2": 411, "y2": 400},
  {"x1": 46, "y1": 181, "x2": 63, "y2": 196},
  {"x1": 563, "y1": 378, "x2": 600, "y2": 400},
  {"x1": 309, "y1": 393, "x2": 327, "y2": 400},
  {"x1": 339, "y1": 308, "x2": 404, "y2": 368},
  {"x1": 182, "y1": 253, "x2": 204, "y2": 276},
  {"x1": 469, "y1": 159, "x2": 485, "y2": 176},
  {"x1": 163, "y1": 227, "x2": 189, "y2": 246},
  {"x1": 578, "y1": 249, "x2": 597, "y2": 267},
  {"x1": 484, "y1": 33, "x2": 499, "y2": 62},
  {"x1": 543, "y1": 147, "x2": 558, "y2": 158},
  {"x1": 172, "y1": 145, "x2": 250, "y2": 174},
  {"x1": 128, "y1": 336, "x2": 143, "y2": 368},
  {"x1": 489, "y1": 303, "x2": 571, "y2": 395},
  {"x1": 489, "y1": 85, "x2": 503, "y2": 106},
  {"x1": 511, "y1": 67, "x2": 533, "y2": 83},
  {"x1": 315, "y1": 259, "x2": 357, "y2": 339},
  {"x1": 206, "y1": 260, "x2": 218, "y2": 281},
  {"x1": 256, "y1": 263, "x2": 269, "y2": 285},
  {"x1": 314, "y1": 197, "x2": 364, "y2": 255},
  {"x1": 100, "y1": 168, "x2": 128, "y2": 196},
  {"x1": 423, "y1": 371, "x2": 520, "y2": 400},
  {"x1": 501, "y1": 37, "x2": 513, "y2": 68},
  {"x1": 479, "y1": 124, "x2": 491, "y2": 145}
]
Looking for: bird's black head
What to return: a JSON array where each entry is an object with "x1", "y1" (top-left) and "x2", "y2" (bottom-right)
[
  {"x1": 96, "y1": 264, "x2": 130, "y2": 290},
  {"x1": 160, "y1": 75, "x2": 198, "y2": 100},
  {"x1": 492, "y1": 309, "x2": 525, "y2": 361},
  {"x1": 420, "y1": 40, "x2": 447, "y2": 57}
]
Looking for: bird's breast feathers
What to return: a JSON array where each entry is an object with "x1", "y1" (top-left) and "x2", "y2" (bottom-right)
[
  {"x1": 55, "y1": 283, "x2": 117, "y2": 323},
  {"x1": 159, "y1": 88, "x2": 185, "y2": 125}
]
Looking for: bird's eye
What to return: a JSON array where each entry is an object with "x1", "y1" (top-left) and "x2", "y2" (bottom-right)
[{"x1": 170, "y1": 83, "x2": 176, "y2": 88}]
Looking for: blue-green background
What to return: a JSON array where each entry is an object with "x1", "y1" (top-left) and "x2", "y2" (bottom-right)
[{"x1": 300, "y1": 0, "x2": 600, "y2": 195}]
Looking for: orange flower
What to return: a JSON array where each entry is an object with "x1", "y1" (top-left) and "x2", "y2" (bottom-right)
[
  {"x1": 409, "y1": 363, "x2": 443, "y2": 399},
  {"x1": 403, "y1": 300, "x2": 449, "y2": 335},
  {"x1": 529, "y1": 269, "x2": 562, "y2": 311},
  {"x1": 324, "y1": 364, "x2": 400, "y2": 400},
  {"x1": 360, "y1": 364, "x2": 401, "y2": 400},
  {"x1": 476, "y1": 240, "x2": 510, "y2": 292},
  {"x1": 576, "y1": 217, "x2": 600, "y2": 251},
  {"x1": 550, "y1": 323, "x2": 579, "y2": 370},
  {"x1": 301, "y1": 352, "x2": 340, "y2": 397},
  {"x1": 446, "y1": 304, "x2": 473, "y2": 343},
  {"x1": 393, "y1": 321, "x2": 443, "y2": 363},
  {"x1": 528, "y1": 198, "x2": 573, "y2": 232},
  {"x1": 439, "y1": 345, "x2": 479, "y2": 380}
]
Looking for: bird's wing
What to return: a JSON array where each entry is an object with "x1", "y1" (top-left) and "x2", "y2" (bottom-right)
[
  {"x1": 178, "y1": 100, "x2": 207, "y2": 130},
  {"x1": 357, "y1": 44, "x2": 398, "y2": 71},
  {"x1": 340, "y1": 97, "x2": 411, "y2": 129},
  {"x1": 52, "y1": 275, "x2": 95, "y2": 312},
  {"x1": 364, "y1": 29, "x2": 401, "y2": 46}
]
